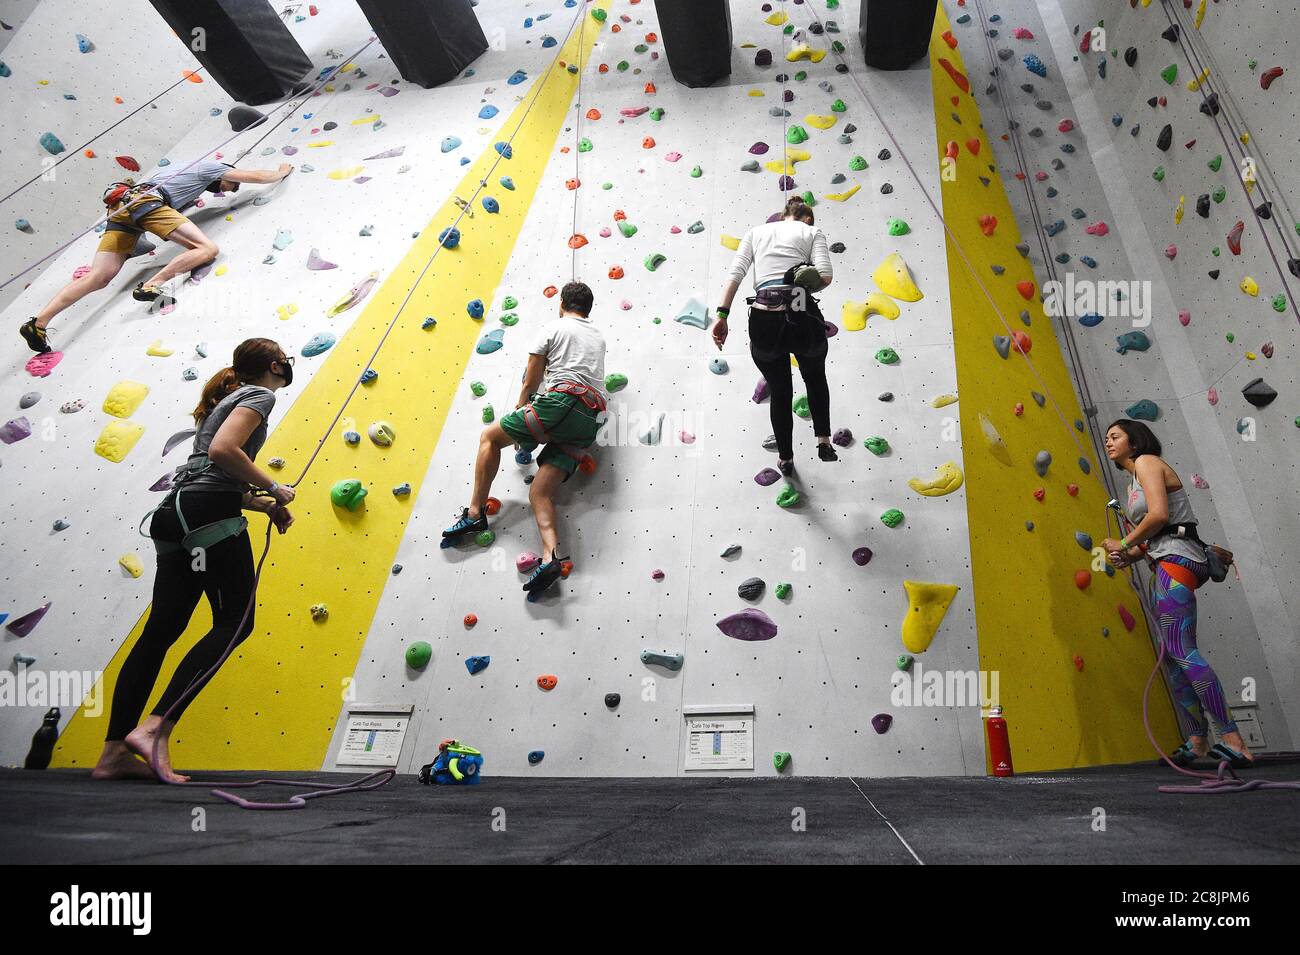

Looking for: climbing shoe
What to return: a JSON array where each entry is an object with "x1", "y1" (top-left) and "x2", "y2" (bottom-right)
[
  {"x1": 132, "y1": 282, "x2": 164, "y2": 302},
  {"x1": 1209, "y1": 742, "x2": 1254, "y2": 769},
  {"x1": 1167, "y1": 741, "x2": 1199, "y2": 767},
  {"x1": 442, "y1": 508, "x2": 488, "y2": 540},
  {"x1": 778, "y1": 458, "x2": 795, "y2": 476},
  {"x1": 523, "y1": 550, "x2": 568, "y2": 594},
  {"x1": 818, "y1": 444, "x2": 839, "y2": 462},
  {"x1": 19, "y1": 318, "x2": 51, "y2": 354}
]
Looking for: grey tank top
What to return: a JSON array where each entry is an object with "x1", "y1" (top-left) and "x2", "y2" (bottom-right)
[{"x1": 1125, "y1": 468, "x2": 1206, "y2": 563}]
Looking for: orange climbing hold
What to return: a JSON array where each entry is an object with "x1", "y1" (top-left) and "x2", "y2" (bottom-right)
[
  {"x1": 566, "y1": 178, "x2": 581, "y2": 190},
  {"x1": 944, "y1": 140, "x2": 960, "y2": 159},
  {"x1": 543, "y1": 285, "x2": 558, "y2": 298},
  {"x1": 612, "y1": 209, "x2": 627, "y2": 221},
  {"x1": 599, "y1": 63, "x2": 610, "y2": 73},
  {"x1": 182, "y1": 70, "x2": 203, "y2": 83},
  {"x1": 941, "y1": 30, "x2": 958, "y2": 49},
  {"x1": 642, "y1": 136, "x2": 656, "y2": 149},
  {"x1": 1011, "y1": 331, "x2": 1032, "y2": 354},
  {"x1": 937, "y1": 58, "x2": 970, "y2": 94},
  {"x1": 608, "y1": 265, "x2": 625, "y2": 279},
  {"x1": 578, "y1": 454, "x2": 598, "y2": 475},
  {"x1": 1016, "y1": 281, "x2": 1036, "y2": 300},
  {"x1": 966, "y1": 138, "x2": 981, "y2": 155},
  {"x1": 645, "y1": 32, "x2": 658, "y2": 43},
  {"x1": 114, "y1": 96, "x2": 124, "y2": 104},
  {"x1": 645, "y1": 82, "x2": 657, "y2": 94},
  {"x1": 84, "y1": 149, "x2": 96, "y2": 158},
  {"x1": 586, "y1": 108, "x2": 602, "y2": 120},
  {"x1": 485, "y1": 497, "x2": 502, "y2": 516},
  {"x1": 568, "y1": 234, "x2": 589, "y2": 249},
  {"x1": 464, "y1": 613, "x2": 478, "y2": 628},
  {"x1": 560, "y1": 560, "x2": 574, "y2": 578},
  {"x1": 537, "y1": 674, "x2": 558, "y2": 690},
  {"x1": 979, "y1": 215, "x2": 998, "y2": 236},
  {"x1": 1074, "y1": 570, "x2": 1092, "y2": 590}
]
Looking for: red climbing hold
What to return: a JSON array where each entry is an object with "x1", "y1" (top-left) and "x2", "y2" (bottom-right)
[
  {"x1": 941, "y1": 30, "x2": 958, "y2": 49},
  {"x1": 944, "y1": 140, "x2": 960, "y2": 159},
  {"x1": 1016, "y1": 281, "x2": 1036, "y2": 300},
  {"x1": 1079, "y1": 30, "x2": 1091, "y2": 54},
  {"x1": 966, "y1": 138, "x2": 981, "y2": 155},
  {"x1": 586, "y1": 108, "x2": 602, "y2": 120},
  {"x1": 1227, "y1": 220, "x2": 1244, "y2": 255},
  {"x1": 979, "y1": 215, "x2": 997, "y2": 236},
  {"x1": 464, "y1": 613, "x2": 478, "y2": 628},
  {"x1": 1057, "y1": 119, "x2": 1075, "y2": 133},
  {"x1": 485, "y1": 497, "x2": 502, "y2": 516},
  {"x1": 578, "y1": 454, "x2": 597, "y2": 475},
  {"x1": 1085, "y1": 221, "x2": 1109, "y2": 236},
  {"x1": 1014, "y1": 402, "x2": 1025, "y2": 416},
  {"x1": 1012, "y1": 330, "x2": 1032, "y2": 355},
  {"x1": 645, "y1": 82, "x2": 657, "y2": 94},
  {"x1": 537, "y1": 674, "x2": 558, "y2": 690},
  {"x1": 1074, "y1": 570, "x2": 1092, "y2": 590},
  {"x1": 1067, "y1": 483, "x2": 1079, "y2": 496},
  {"x1": 543, "y1": 285, "x2": 558, "y2": 298},
  {"x1": 566, "y1": 178, "x2": 580, "y2": 190},
  {"x1": 1117, "y1": 604, "x2": 1137, "y2": 632},
  {"x1": 568, "y1": 234, "x2": 589, "y2": 249},
  {"x1": 1033, "y1": 487, "x2": 1045, "y2": 501},
  {"x1": 115, "y1": 155, "x2": 140, "y2": 172},
  {"x1": 612, "y1": 209, "x2": 626, "y2": 221},
  {"x1": 1260, "y1": 67, "x2": 1284, "y2": 90},
  {"x1": 937, "y1": 58, "x2": 970, "y2": 94},
  {"x1": 1073, "y1": 654, "x2": 1085, "y2": 672},
  {"x1": 560, "y1": 560, "x2": 574, "y2": 578},
  {"x1": 608, "y1": 265, "x2": 624, "y2": 279}
]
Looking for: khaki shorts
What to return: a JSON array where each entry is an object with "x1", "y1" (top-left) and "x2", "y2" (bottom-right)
[{"x1": 97, "y1": 192, "x2": 190, "y2": 254}]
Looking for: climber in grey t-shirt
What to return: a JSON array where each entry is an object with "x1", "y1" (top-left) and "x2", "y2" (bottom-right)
[{"x1": 21, "y1": 158, "x2": 295, "y2": 355}]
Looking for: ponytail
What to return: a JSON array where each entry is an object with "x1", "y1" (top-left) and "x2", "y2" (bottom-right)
[{"x1": 191, "y1": 337, "x2": 284, "y2": 423}]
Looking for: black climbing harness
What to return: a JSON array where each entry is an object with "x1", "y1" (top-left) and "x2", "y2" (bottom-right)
[{"x1": 138, "y1": 454, "x2": 257, "y2": 557}]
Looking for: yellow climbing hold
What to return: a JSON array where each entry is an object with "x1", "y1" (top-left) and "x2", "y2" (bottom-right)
[
  {"x1": 764, "y1": 149, "x2": 812, "y2": 174},
  {"x1": 931, "y1": 393, "x2": 959, "y2": 408},
  {"x1": 328, "y1": 165, "x2": 365, "y2": 180},
  {"x1": 1195, "y1": 0, "x2": 1207, "y2": 29},
  {"x1": 786, "y1": 43, "x2": 826, "y2": 63},
  {"x1": 276, "y1": 303, "x2": 299, "y2": 321},
  {"x1": 901, "y1": 581, "x2": 960, "y2": 654},
  {"x1": 842, "y1": 292, "x2": 900, "y2": 331},
  {"x1": 94, "y1": 420, "x2": 145, "y2": 463},
  {"x1": 340, "y1": 63, "x2": 357, "y2": 73},
  {"x1": 215, "y1": 264, "x2": 228, "y2": 277},
  {"x1": 1174, "y1": 195, "x2": 1185, "y2": 224},
  {"x1": 1186, "y1": 68, "x2": 1210, "y2": 92},
  {"x1": 978, "y1": 412, "x2": 1014, "y2": 466},
  {"x1": 1240, "y1": 132, "x2": 1250, "y2": 146},
  {"x1": 1245, "y1": 351, "x2": 1257, "y2": 360},
  {"x1": 308, "y1": 140, "x2": 335, "y2": 148},
  {"x1": 103, "y1": 381, "x2": 149, "y2": 418},
  {"x1": 352, "y1": 115, "x2": 380, "y2": 125},
  {"x1": 145, "y1": 340, "x2": 174, "y2": 357},
  {"x1": 823, "y1": 183, "x2": 861, "y2": 202},
  {"x1": 720, "y1": 234, "x2": 741, "y2": 251},
  {"x1": 907, "y1": 461, "x2": 965, "y2": 497},
  {"x1": 805, "y1": 114, "x2": 837, "y2": 130},
  {"x1": 765, "y1": 10, "x2": 788, "y2": 25},
  {"x1": 1240, "y1": 276, "x2": 1259, "y2": 296},
  {"x1": 872, "y1": 253, "x2": 923, "y2": 302},
  {"x1": 119, "y1": 553, "x2": 144, "y2": 578},
  {"x1": 748, "y1": 89, "x2": 765, "y2": 97}
]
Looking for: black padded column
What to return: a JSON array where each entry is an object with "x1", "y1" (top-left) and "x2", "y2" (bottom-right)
[
  {"x1": 353, "y1": 0, "x2": 487, "y2": 89},
  {"x1": 148, "y1": 0, "x2": 314, "y2": 105},
  {"x1": 860, "y1": 0, "x2": 938, "y2": 70},
  {"x1": 653, "y1": 0, "x2": 733, "y2": 88}
]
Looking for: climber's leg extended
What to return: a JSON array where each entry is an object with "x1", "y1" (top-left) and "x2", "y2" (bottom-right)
[
  {"x1": 528, "y1": 460, "x2": 568, "y2": 560},
  {"x1": 443, "y1": 423, "x2": 517, "y2": 540},
  {"x1": 139, "y1": 220, "x2": 219, "y2": 295},
  {"x1": 22, "y1": 251, "x2": 128, "y2": 351}
]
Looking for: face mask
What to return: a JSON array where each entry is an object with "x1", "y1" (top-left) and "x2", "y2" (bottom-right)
[{"x1": 274, "y1": 360, "x2": 293, "y2": 387}]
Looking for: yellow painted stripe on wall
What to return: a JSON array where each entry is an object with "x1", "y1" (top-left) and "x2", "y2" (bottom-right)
[
  {"x1": 928, "y1": 7, "x2": 1178, "y2": 771},
  {"x1": 54, "y1": 17, "x2": 604, "y2": 770}
]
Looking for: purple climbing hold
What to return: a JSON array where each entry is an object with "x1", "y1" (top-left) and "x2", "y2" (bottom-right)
[
  {"x1": 871, "y1": 713, "x2": 893, "y2": 734},
  {"x1": 778, "y1": 175, "x2": 795, "y2": 191},
  {"x1": 306, "y1": 248, "x2": 337, "y2": 270},
  {"x1": 852, "y1": 547, "x2": 873, "y2": 566},
  {"x1": 717, "y1": 608, "x2": 778, "y2": 641},
  {"x1": 150, "y1": 472, "x2": 174, "y2": 492},
  {"x1": 0, "y1": 417, "x2": 33, "y2": 443},
  {"x1": 755, "y1": 49, "x2": 773, "y2": 67},
  {"x1": 832, "y1": 428, "x2": 853, "y2": 447},
  {"x1": 752, "y1": 378, "x2": 770, "y2": 403},
  {"x1": 754, "y1": 467, "x2": 781, "y2": 486},
  {"x1": 6, "y1": 602, "x2": 51, "y2": 637},
  {"x1": 748, "y1": 142, "x2": 770, "y2": 155}
]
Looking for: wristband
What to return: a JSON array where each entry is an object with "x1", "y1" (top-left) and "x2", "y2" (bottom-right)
[
  {"x1": 269, "y1": 481, "x2": 281, "y2": 495},
  {"x1": 1120, "y1": 537, "x2": 1128, "y2": 549},
  {"x1": 716, "y1": 306, "x2": 729, "y2": 318}
]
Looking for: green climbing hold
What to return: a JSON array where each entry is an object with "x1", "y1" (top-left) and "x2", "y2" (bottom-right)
[
  {"x1": 482, "y1": 404, "x2": 495, "y2": 423},
  {"x1": 618, "y1": 220, "x2": 638, "y2": 238},
  {"x1": 1272, "y1": 294, "x2": 1287, "y2": 312},
  {"x1": 1249, "y1": 59, "x2": 1258, "y2": 70},
  {"x1": 617, "y1": 60, "x2": 629, "y2": 72},
  {"x1": 690, "y1": 165, "x2": 703, "y2": 178},
  {"x1": 502, "y1": 295, "x2": 518, "y2": 309},
  {"x1": 793, "y1": 394, "x2": 811, "y2": 419},
  {"x1": 831, "y1": 40, "x2": 846, "y2": 54},
  {"x1": 406, "y1": 641, "x2": 433, "y2": 669},
  {"x1": 330, "y1": 479, "x2": 367, "y2": 511},
  {"x1": 476, "y1": 529, "x2": 495, "y2": 547},
  {"x1": 1160, "y1": 63, "x2": 1178, "y2": 84},
  {"x1": 645, "y1": 252, "x2": 667, "y2": 271},
  {"x1": 773, "y1": 752, "x2": 791, "y2": 772},
  {"x1": 787, "y1": 125, "x2": 809, "y2": 145},
  {"x1": 1226, "y1": 332, "x2": 1235, "y2": 343},
  {"x1": 896, "y1": 654, "x2": 914, "y2": 671},
  {"x1": 794, "y1": 71, "x2": 807, "y2": 82},
  {"x1": 500, "y1": 312, "x2": 519, "y2": 326},
  {"x1": 649, "y1": 107, "x2": 664, "y2": 121},
  {"x1": 578, "y1": 138, "x2": 593, "y2": 152},
  {"x1": 1208, "y1": 155, "x2": 1222, "y2": 172},
  {"x1": 864, "y1": 436, "x2": 890, "y2": 456},
  {"x1": 634, "y1": 43, "x2": 648, "y2": 54},
  {"x1": 1152, "y1": 165, "x2": 1165, "y2": 182},
  {"x1": 605, "y1": 372, "x2": 628, "y2": 393},
  {"x1": 470, "y1": 381, "x2": 486, "y2": 397},
  {"x1": 591, "y1": 7, "x2": 607, "y2": 22},
  {"x1": 849, "y1": 155, "x2": 868, "y2": 171},
  {"x1": 880, "y1": 508, "x2": 905, "y2": 528},
  {"x1": 602, "y1": 182, "x2": 613, "y2": 190},
  {"x1": 777, "y1": 484, "x2": 800, "y2": 508},
  {"x1": 875, "y1": 347, "x2": 900, "y2": 365},
  {"x1": 775, "y1": 582, "x2": 792, "y2": 600},
  {"x1": 831, "y1": 99, "x2": 847, "y2": 112},
  {"x1": 887, "y1": 218, "x2": 910, "y2": 236},
  {"x1": 800, "y1": 190, "x2": 816, "y2": 207},
  {"x1": 1211, "y1": 247, "x2": 1221, "y2": 256},
  {"x1": 1212, "y1": 186, "x2": 1226, "y2": 203}
]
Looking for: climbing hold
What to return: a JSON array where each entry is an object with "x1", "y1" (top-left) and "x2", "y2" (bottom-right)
[
  {"x1": 6, "y1": 603, "x2": 52, "y2": 637},
  {"x1": 641, "y1": 650, "x2": 684, "y2": 671},
  {"x1": 875, "y1": 347, "x2": 899, "y2": 365},
  {"x1": 1242, "y1": 378, "x2": 1277, "y2": 408},
  {"x1": 367, "y1": 421, "x2": 396, "y2": 447},
  {"x1": 852, "y1": 547, "x2": 873, "y2": 567},
  {"x1": 880, "y1": 508, "x2": 905, "y2": 528},
  {"x1": 1126, "y1": 399, "x2": 1160, "y2": 421},
  {"x1": 1075, "y1": 531, "x2": 1094, "y2": 552},
  {"x1": 1239, "y1": 276, "x2": 1259, "y2": 297},
  {"x1": 1157, "y1": 124, "x2": 1173, "y2": 151},
  {"x1": 832, "y1": 428, "x2": 853, "y2": 447},
  {"x1": 863, "y1": 436, "x2": 890, "y2": 456},
  {"x1": 1034, "y1": 451, "x2": 1052, "y2": 477},
  {"x1": 776, "y1": 485, "x2": 800, "y2": 508},
  {"x1": 536, "y1": 674, "x2": 558, "y2": 691},
  {"x1": 330, "y1": 479, "x2": 367, "y2": 511},
  {"x1": 1024, "y1": 54, "x2": 1046, "y2": 77},
  {"x1": 738, "y1": 577, "x2": 766, "y2": 601},
  {"x1": 755, "y1": 468, "x2": 781, "y2": 486},
  {"x1": 1115, "y1": 331, "x2": 1151, "y2": 354},
  {"x1": 39, "y1": 132, "x2": 66, "y2": 155},
  {"x1": 644, "y1": 252, "x2": 667, "y2": 272},
  {"x1": 717, "y1": 608, "x2": 778, "y2": 641},
  {"x1": 773, "y1": 752, "x2": 791, "y2": 772},
  {"x1": 907, "y1": 462, "x2": 964, "y2": 497},
  {"x1": 1260, "y1": 66, "x2": 1284, "y2": 90},
  {"x1": 901, "y1": 581, "x2": 959, "y2": 654},
  {"x1": 709, "y1": 357, "x2": 729, "y2": 375},
  {"x1": 406, "y1": 641, "x2": 433, "y2": 670}
]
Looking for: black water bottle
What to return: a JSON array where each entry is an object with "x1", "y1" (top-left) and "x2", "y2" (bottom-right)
[{"x1": 25, "y1": 707, "x2": 60, "y2": 769}]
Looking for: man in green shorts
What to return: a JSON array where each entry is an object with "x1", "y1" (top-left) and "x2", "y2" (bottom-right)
[
  {"x1": 443, "y1": 281, "x2": 608, "y2": 595},
  {"x1": 19, "y1": 158, "x2": 294, "y2": 354}
]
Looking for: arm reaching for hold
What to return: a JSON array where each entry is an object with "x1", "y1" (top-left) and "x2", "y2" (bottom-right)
[{"x1": 224, "y1": 164, "x2": 294, "y2": 185}]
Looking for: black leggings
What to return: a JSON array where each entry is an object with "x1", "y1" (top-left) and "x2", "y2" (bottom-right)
[
  {"x1": 749, "y1": 305, "x2": 831, "y2": 460},
  {"x1": 106, "y1": 490, "x2": 255, "y2": 741}
]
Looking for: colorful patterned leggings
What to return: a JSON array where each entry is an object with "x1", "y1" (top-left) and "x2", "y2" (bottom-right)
[{"x1": 1154, "y1": 555, "x2": 1236, "y2": 738}]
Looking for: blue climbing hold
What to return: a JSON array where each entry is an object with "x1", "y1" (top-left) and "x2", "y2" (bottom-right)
[
  {"x1": 360, "y1": 368, "x2": 378, "y2": 384},
  {"x1": 1045, "y1": 219, "x2": 1065, "y2": 237},
  {"x1": 440, "y1": 135, "x2": 461, "y2": 153},
  {"x1": 1112, "y1": 113, "x2": 1123, "y2": 127},
  {"x1": 1126, "y1": 399, "x2": 1160, "y2": 421},
  {"x1": 524, "y1": 16, "x2": 534, "y2": 28},
  {"x1": 1079, "y1": 312, "x2": 1104, "y2": 327},
  {"x1": 438, "y1": 226, "x2": 461, "y2": 248},
  {"x1": 477, "y1": 329, "x2": 505, "y2": 354},
  {"x1": 422, "y1": 316, "x2": 437, "y2": 329},
  {"x1": 709, "y1": 357, "x2": 729, "y2": 374},
  {"x1": 482, "y1": 196, "x2": 500, "y2": 213},
  {"x1": 1078, "y1": 457, "x2": 1092, "y2": 475},
  {"x1": 465, "y1": 655, "x2": 490, "y2": 674},
  {"x1": 515, "y1": 448, "x2": 533, "y2": 464},
  {"x1": 528, "y1": 750, "x2": 545, "y2": 764},
  {"x1": 467, "y1": 298, "x2": 485, "y2": 319},
  {"x1": 302, "y1": 332, "x2": 337, "y2": 357},
  {"x1": 76, "y1": 34, "x2": 94, "y2": 53},
  {"x1": 1024, "y1": 54, "x2": 1047, "y2": 77},
  {"x1": 460, "y1": 157, "x2": 470, "y2": 165},
  {"x1": 500, "y1": 176, "x2": 515, "y2": 190},
  {"x1": 393, "y1": 482, "x2": 411, "y2": 496},
  {"x1": 495, "y1": 141, "x2": 513, "y2": 159},
  {"x1": 542, "y1": 35, "x2": 557, "y2": 48},
  {"x1": 39, "y1": 132, "x2": 66, "y2": 155},
  {"x1": 507, "y1": 70, "x2": 528, "y2": 85},
  {"x1": 1080, "y1": 255, "x2": 1097, "y2": 268},
  {"x1": 479, "y1": 104, "x2": 499, "y2": 119},
  {"x1": 1075, "y1": 531, "x2": 1094, "y2": 551},
  {"x1": 1115, "y1": 331, "x2": 1151, "y2": 354}
]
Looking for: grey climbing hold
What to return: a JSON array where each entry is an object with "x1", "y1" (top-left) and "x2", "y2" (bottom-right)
[
  {"x1": 641, "y1": 649, "x2": 684, "y2": 671},
  {"x1": 53, "y1": 519, "x2": 70, "y2": 531},
  {"x1": 19, "y1": 392, "x2": 39, "y2": 409},
  {"x1": 1075, "y1": 531, "x2": 1093, "y2": 551},
  {"x1": 228, "y1": 106, "x2": 267, "y2": 131},
  {"x1": 721, "y1": 544, "x2": 741, "y2": 558},
  {"x1": 605, "y1": 693, "x2": 620, "y2": 708},
  {"x1": 1031, "y1": 391, "x2": 1046, "y2": 407},
  {"x1": 738, "y1": 577, "x2": 765, "y2": 601},
  {"x1": 994, "y1": 335, "x2": 1011, "y2": 359},
  {"x1": 709, "y1": 357, "x2": 729, "y2": 374},
  {"x1": 1034, "y1": 450, "x2": 1052, "y2": 476}
]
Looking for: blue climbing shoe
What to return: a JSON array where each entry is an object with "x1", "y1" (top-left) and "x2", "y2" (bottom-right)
[
  {"x1": 1209, "y1": 742, "x2": 1254, "y2": 769},
  {"x1": 442, "y1": 508, "x2": 488, "y2": 541},
  {"x1": 523, "y1": 550, "x2": 567, "y2": 595}
]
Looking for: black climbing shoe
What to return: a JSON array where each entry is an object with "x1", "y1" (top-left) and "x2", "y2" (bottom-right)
[
  {"x1": 778, "y1": 458, "x2": 795, "y2": 476},
  {"x1": 132, "y1": 282, "x2": 164, "y2": 302},
  {"x1": 20, "y1": 318, "x2": 51, "y2": 354},
  {"x1": 442, "y1": 508, "x2": 488, "y2": 540},
  {"x1": 523, "y1": 550, "x2": 568, "y2": 594},
  {"x1": 818, "y1": 444, "x2": 839, "y2": 462}
]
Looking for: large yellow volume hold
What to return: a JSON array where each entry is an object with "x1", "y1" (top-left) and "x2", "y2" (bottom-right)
[
  {"x1": 763, "y1": 149, "x2": 812, "y2": 175},
  {"x1": 102, "y1": 381, "x2": 149, "y2": 418},
  {"x1": 901, "y1": 581, "x2": 960, "y2": 654},
  {"x1": 872, "y1": 253, "x2": 923, "y2": 302},
  {"x1": 94, "y1": 420, "x2": 145, "y2": 463},
  {"x1": 907, "y1": 461, "x2": 965, "y2": 497}
]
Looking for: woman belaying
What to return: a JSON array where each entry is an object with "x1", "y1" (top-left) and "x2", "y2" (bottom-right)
[
  {"x1": 1102, "y1": 419, "x2": 1252, "y2": 768},
  {"x1": 712, "y1": 197, "x2": 836, "y2": 475},
  {"x1": 92, "y1": 338, "x2": 296, "y2": 783}
]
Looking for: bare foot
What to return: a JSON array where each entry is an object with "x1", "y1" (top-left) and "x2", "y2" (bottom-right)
[
  {"x1": 1188, "y1": 736, "x2": 1210, "y2": 758},
  {"x1": 91, "y1": 746, "x2": 158, "y2": 781},
  {"x1": 1219, "y1": 732, "x2": 1255, "y2": 762},
  {"x1": 124, "y1": 724, "x2": 191, "y2": 783}
]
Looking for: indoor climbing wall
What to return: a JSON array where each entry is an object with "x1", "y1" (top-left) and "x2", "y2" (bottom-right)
[{"x1": 0, "y1": 0, "x2": 223, "y2": 314}]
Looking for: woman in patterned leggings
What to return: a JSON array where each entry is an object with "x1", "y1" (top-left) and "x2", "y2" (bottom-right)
[{"x1": 1101, "y1": 419, "x2": 1254, "y2": 768}]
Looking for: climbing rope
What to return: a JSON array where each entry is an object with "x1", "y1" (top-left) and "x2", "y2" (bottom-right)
[
  {"x1": 570, "y1": 4, "x2": 588, "y2": 283},
  {"x1": 149, "y1": 3, "x2": 592, "y2": 809},
  {"x1": 0, "y1": 36, "x2": 378, "y2": 294}
]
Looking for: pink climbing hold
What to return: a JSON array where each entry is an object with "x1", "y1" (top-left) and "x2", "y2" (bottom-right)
[
  {"x1": 1013, "y1": 27, "x2": 1035, "y2": 40},
  {"x1": 1085, "y1": 221, "x2": 1109, "y2": 236},
  {"x1": 1207, "y1": 387, "x2": 1218, "y2": 406},
  {"x1": 620, "y1": 300, "x2": 633, "y2": 310},
  {"x1": 306, "y1": 248, "x2": 337, "y2": 270},
  {"x1": 651, "y1": 569, "x2": 665, "y2": 580},
  {"x1": 26, "y1": 351, "x2": 63, "y2": 377},
  {"x1": 679, "y1": 431, "x2": 695, "y2": 444},
  {"x1": 517, "y1": 552, "x2": 540, "y2": 573},
  {"x1": 664, "y1": 151, "x2": 682, "y2": 162},
  {"x1": 1117, "y1": 604, "x2": 1137, "y2": 632},
  {"x1": 1178, "y1": 309, "x2": 1191, "y2": 326},
  {"x1": 1191, "y1": 473, "x2": 1210, "y2": 489},
  {"x1": 1034, "y1": 171, "x2": 1049, "y2": 182},
  {"x1": 599, "y1": 227, "x2": 612, "y2": 238},
  {"x1": 6, "y1": 602, "x2": 51, "y2": 637},
  {"x1": 753, "y1": 378, "x2": 770, "y2": 403},
  {"x1": 1057, "y1": 118, "x2": 1075, "y2": 133},
  {"x1": 620, "y1": 106, "x2": 649, "y2": 117},
  {"x1": 1260, "y1": 66, "x2": 1284, "y2": 90},
  {"x1": 1164, "y1": 244, "x2": 1177, "y2": 260}
]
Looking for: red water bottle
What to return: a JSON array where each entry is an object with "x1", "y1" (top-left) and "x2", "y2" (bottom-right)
[{"x1": 985, "y1": 705, "x2": 1014, "y2": 777}]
